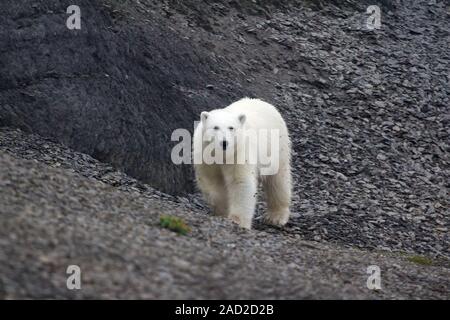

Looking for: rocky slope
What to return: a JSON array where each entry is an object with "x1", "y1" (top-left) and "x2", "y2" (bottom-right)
[
  {"x1": 1, "y1": 127, "x2": 449, "y2": 299},
  {"x1": 151, "y1": 0, "x2": 450, "y2": 257},
  {"x1": 0, "y1": 0, "x2": 449, "y2": 298}
]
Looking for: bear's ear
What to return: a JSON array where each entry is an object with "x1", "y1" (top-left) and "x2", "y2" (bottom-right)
[
  {"x1": 200, "y1": 111, "x2": 209, "y2": 123},
  {"x1": 238, "y1": 114, "x2": 246, "y2": 125}
]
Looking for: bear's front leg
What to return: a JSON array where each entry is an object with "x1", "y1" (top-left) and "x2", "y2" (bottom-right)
[
  {"x1": 195, "y1": 165, "x2": 229, "y2": 217},
  {"x1": 224, "y1": 166, "x2": 257, "y2": 229}
]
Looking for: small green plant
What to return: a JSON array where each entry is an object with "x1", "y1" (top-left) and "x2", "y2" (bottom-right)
[
  {"x1": 407, "y1": 255, "x2": 434, "y2": 266},
  {"x1": 159, "y1": 215, "x2": 191, "y2": 235}
]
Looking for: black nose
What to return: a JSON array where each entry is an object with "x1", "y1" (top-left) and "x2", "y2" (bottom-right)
[{"x1": 221, "y1": 140, "x2": 228, "y2": 150}]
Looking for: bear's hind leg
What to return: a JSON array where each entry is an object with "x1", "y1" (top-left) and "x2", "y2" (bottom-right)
[{"x1": 262, "y1": 167, "x2": 291, "y2": 227}]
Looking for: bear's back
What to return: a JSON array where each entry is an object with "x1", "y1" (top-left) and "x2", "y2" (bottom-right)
[{"x1": 224, "y1": 98, "x2": 287, "y2": 132}]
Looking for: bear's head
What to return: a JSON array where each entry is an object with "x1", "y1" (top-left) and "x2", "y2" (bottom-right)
[{"x1": 200, "y1": 109, "x2": 246, "y2": 161}]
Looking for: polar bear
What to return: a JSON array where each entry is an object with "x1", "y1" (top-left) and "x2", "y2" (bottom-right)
[{"x1": 193, "y1": 98, "x2": 291, "y2": 229}]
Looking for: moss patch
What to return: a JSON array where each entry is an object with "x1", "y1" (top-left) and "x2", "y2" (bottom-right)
[
  {"x1": 159, "y1": 215, "x2": 191, "y2": 235},
  {"x1": 407, "y1": 255, "x2": 434, "y2": 266}
]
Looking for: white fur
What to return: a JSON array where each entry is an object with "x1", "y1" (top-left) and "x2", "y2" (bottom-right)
[{"x1": 193, "y1": 98, "x2": 292, "y2": 229}]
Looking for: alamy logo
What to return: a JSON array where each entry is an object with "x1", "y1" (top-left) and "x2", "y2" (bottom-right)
[
  {"x1": 171, "y1": 124, "x2": 281, "y2": 175},
  {"x1": 366, "y1": 5, "x2": 381, "y2": 30},
  {"x1": 66, "y1": 265, "x2": 81, "y2": 290},
  {"x1": 66, "y1": 5, "x2": 81, "y2": 30},
  {"x1": 366, "y1": 265, "x2": 381, "y2": 290}
]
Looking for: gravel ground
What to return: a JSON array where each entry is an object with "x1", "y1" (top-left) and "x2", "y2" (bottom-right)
[{"x1": 0, "y1": 128, "x2": 449, "y2": 299}]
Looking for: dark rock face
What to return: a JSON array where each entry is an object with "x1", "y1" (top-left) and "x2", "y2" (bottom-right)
[
  {"x1": 0, "y1": 0, "x2": 245, "y2": 194},
  {"x1": 0, "y1": 0, "x2": 398, "y2": 194}
]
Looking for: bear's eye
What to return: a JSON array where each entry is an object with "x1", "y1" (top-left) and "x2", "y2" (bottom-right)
[
  {"x1": 228, "y1": 126, "x2": 234, "y2": 131},
  {"x1": 213, "y1": 126, "x2": 219, "y2": 130}
]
